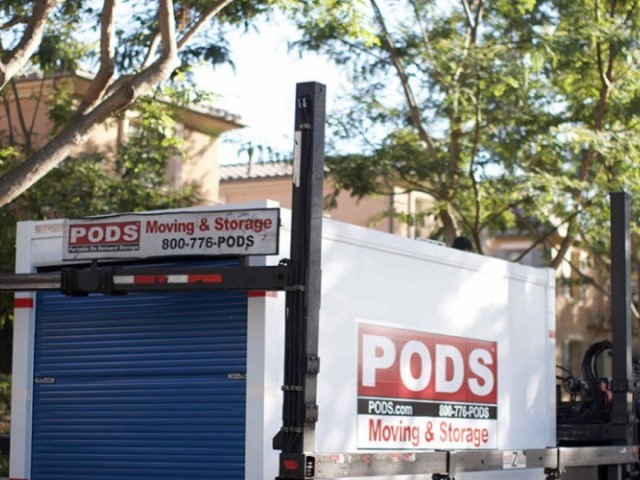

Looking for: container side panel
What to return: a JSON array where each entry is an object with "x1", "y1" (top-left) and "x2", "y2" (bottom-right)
[
  {"x1": 314, "y1": 225, "x2": 554, "y2": 480},
  {"x1": 501, "y1": 276, "x2": 553, "y2": 448},
  {"x1": 11, "y1": 221, "x2": 39, "y2": 480}
]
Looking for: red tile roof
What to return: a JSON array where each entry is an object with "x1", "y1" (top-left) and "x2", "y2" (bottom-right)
[{"x1": 220, "y1": 161, "x2": 293, "y2": 181}]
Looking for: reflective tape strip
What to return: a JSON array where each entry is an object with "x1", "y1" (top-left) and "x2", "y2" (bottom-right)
[
  {"x1": 114, "y1": 276, "x2": 135, "y2": 284},
  {"x1": 135, "y1": 275, "x2": 167, "y2": 284},
  {"x1": 14, "y1": 298, "x2": 34, "y2": 309},
  {"x1": 248, "y1": 291, "x2": 278, "y2": 298},
  {"x1": 114, "y1": 274, "x2": 223, "y2": 285},
  {"x1": 167, "y1": 275, "x2": 188, "y2": 283},
  {"x1": 187, "y1": 274, "x2": 222, "y2": 284}
]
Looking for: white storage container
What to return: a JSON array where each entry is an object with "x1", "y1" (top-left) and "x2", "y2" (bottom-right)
[{"x1": 11, "y1": 202, "x2": 555, "y2": 480}]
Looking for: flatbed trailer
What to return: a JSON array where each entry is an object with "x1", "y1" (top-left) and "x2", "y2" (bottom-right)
[
  {"x1": 0, "y1": 83, "x2": 638, "y2": 480},
  {"x1": 305, "y1": 446, "x2": 639, "y2": 478}
]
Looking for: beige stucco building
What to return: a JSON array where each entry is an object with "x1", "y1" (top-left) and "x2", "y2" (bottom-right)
[
  {"x1": 219, "y1": 160, "x2": 436, "y2": 238},
  {"x1": 0, "y1": 73, "x2": 243, "y2": 203}
]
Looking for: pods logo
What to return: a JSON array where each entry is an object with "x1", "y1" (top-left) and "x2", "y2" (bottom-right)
[
  {"x1": 358, "y1": 323, "x2": 497, "y2": 404},
  {"x1": 68, "y1": 222, "x2": 140, "y2": 246}
]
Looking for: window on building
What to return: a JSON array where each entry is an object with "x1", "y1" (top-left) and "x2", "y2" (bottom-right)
[
  {"x1": 561, "y1": 251, "x2": 587, "y2": 302},
  {"x1": 564, "y1": 338, "x2": 584, "y2": 378},
  {"x1": 413, "y1": 197, "x2": 434, "y2": 239}
]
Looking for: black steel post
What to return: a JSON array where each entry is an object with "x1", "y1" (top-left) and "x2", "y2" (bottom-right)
[
  {"x1": 609, "y1": 192, "x2": 636, "y2": 446},
  {"x1": 274, "y1": 82, "x2": 325, "y2": 478}
]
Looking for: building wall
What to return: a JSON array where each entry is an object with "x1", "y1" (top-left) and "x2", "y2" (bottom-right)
[
  {"x1": 0, "y1": 77, "x2": 121, "y2": 155},
  {"x1": 218, "y1": 177, "x2": 291, "y2": 209},
  {"x1": 327, "y1": 185, "x2": 393, "y2": 233},
  {"x1": 180, "y1": 129, "x2": 221, "y2": 202},
  {"x1": 554, "y1": 265, "x2": 613, "y2": 375},
  {"x1": 219, "y1": 176, "x2": 436, "y2": 237},
  {"x1": 0, "y1": 77, "x2": 54, "y2": 149}
]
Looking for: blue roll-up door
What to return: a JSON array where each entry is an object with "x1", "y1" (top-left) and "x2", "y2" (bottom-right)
[{"x1": 32, "y1": 261, "x2": 247, "y2": 480}]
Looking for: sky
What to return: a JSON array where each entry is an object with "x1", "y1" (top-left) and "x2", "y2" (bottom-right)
[{"x1": 200, "y1": 17, "x2": 348, "y2": 165}]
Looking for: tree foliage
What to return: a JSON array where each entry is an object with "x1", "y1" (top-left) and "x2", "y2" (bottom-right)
[
  {"x1": 0, "y1": 0, "x2": 281, "y2": 206},
  {"x1": 288, "y1": 0, "x2": 640, "y2": 275}
]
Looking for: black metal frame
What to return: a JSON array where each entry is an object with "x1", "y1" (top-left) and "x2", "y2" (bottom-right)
[
  {"x1": 607, "y1": 192, "x2": 638, "y2": 480},
  {"x1": 0, "y1": 265, "x2": 295, "y2": 294},
  {"x1": 610, "y1": 192, "x2": 636, "y2": 444},
  {"x1": 271, "y1": 82, "x2": 326, "y2": 479}
]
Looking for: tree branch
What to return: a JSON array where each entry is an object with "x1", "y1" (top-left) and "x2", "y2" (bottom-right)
[
  {"x1": 469, "y1": 85, "x2": 482, "y2": 236},
  {"x1": 439, "y1": 208, "x2": 459, "y2": 245},
  {"x1": 0, "y1": 16, "x2": 28, "y2": 31},
  {"x1": 453, "y1": 0, "x2": 483, "y2": 83},
  {"x1": 141, "y1": 31, "x2": 162, "y2": 69},
  {"x1": 392, "y1": 164, "x2": 442, "y2": 199},
  {"x1": 562, "y1": 255, "x2": 609, "y2": 300},
  {"x1": 460, "y1": 0, "x2": 475, "y2": 29},
  {"x1": 76, "y1": 0, "x2": 118, "y2": 115},
  {"x1": 9, "y1": 79, "x2": 32, "y2": 154},
  {"x1": 0, "y1": 0, "x2": 246, "y2": 207},
  {"x1": 512, "y1": 209, "x2": 581, "y2": 264},
  {"x1": 0, "y1": 0, "x2": 181, "y2": 207},
  {"x1": 28, "y1": 75, "x2": 47, "y2": 136},
  {"x1": 623, "y1": 0, "x2": 638, "y2": 23},
  {"x1": 393, "y1": 166, "x2": 467, "y2": 245},
  {"x1": 2, "y1": 95, "x2": 15, "y2": 146},
  {"x1": 478, "y1": 196, "x2": 530, "y2": 230},
  {"x1": 141, "y1": 0, "x2": 234, "y2": 69},
  {"x1": 446, "y1": 198, "x2": 476, "y2": 239},
  {"x1": 472, "y1": 0, "x2": 484, "y2": 43},
  {"x1": 0, "y1": 0, "x2": 62, "y2": 90},
  {"x1": 369, "y1": 0, "x2": 438, "y2": 161},
  {"x1": 550, "y1": 0, "x2": 615, "y2": 269},
  {"x1": 407, "y1": 0, "x2": 447, "y2": 88},
  {"x1": 177, "y1": 0, "x2": 235, "y2": 49}
]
